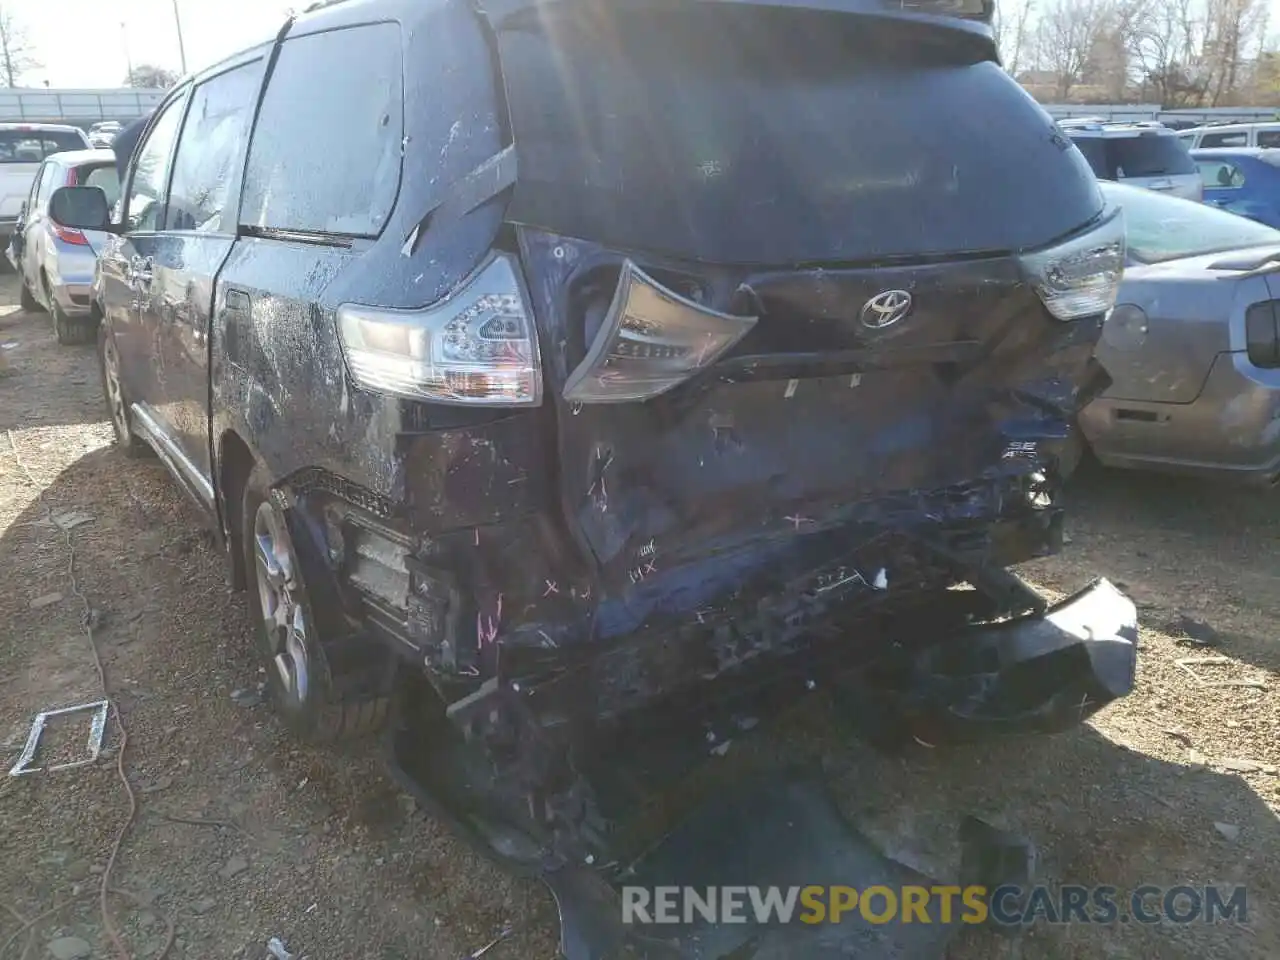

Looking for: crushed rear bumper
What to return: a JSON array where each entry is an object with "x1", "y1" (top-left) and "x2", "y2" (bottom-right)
[{"x1": 387, "y1": 577, "x2": 1137, "y2": 888}]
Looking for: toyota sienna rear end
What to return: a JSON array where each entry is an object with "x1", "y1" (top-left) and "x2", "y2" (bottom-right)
[{"x1": 336, "y1": 0, "x2": 1138, "y2": 868}]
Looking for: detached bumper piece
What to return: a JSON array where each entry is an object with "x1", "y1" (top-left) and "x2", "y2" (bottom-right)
[
  {"x1": 832, "y1": 578, "x2": 1138, "y2": 748},
  {"x1": 545, "y1": 768, "x2": 1032, "y2": 960}
]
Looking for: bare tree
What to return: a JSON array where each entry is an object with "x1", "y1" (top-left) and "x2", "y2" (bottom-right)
[
  {"x1": 1036, "y1": 0, "x2": 1114, "y2": 97},
  {"x1": 0, "y1": 6, "x2": 40, "y2": 88},
  {"x1": 1123, "y1": 0, "x2": 1210, "y2": 105},
  {"x1": 1200, "y1": 0, "x2": 1268, "y2": 104},
  {"x1": 125, "y1": 64, "x2": 179, "y2": 89},
  {"x1": 995, "y1": 0, "x2": 1038, "y2": 76}
]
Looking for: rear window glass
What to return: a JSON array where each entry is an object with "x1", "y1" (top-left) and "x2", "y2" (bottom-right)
[
  {"x1": 498, "y1": 7, "x2": 1102, "y2": 264},
  {"x1": 1100, "y1": 182, "x2": 1280, "y2": 264},
  {"x1": 240, "y1": 23, "x2": 402, "y2": 238},
  {"x1": 77, "y1": 164, "x2": 121, "y2": 210},
  {"x1": 0, "y1": 130, "x2": 87, "y2": 163},
  {"x1": 1198, "y1": 131, "x2": 1249, "y2": 148},
  {"x1": 1072, "y1": 134, "x2": 1196, "y2": 179}
]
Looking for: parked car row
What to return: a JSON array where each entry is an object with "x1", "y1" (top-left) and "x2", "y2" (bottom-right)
[{"x1": 8, "y1": 148, "x2": 120, "y2": 343}]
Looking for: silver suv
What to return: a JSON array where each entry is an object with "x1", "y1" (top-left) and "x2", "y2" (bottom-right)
[{"x1": 1061, "y1": 119, "x2": 1203, "y2": 202}]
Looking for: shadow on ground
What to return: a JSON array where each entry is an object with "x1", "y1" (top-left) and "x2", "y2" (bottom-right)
[
  {"x1": 1050, "y1": 458, "x2": 1280, "y2": 678},
  {"x1": 0, "y1": 307, "x2": 105, "y2": 434}
]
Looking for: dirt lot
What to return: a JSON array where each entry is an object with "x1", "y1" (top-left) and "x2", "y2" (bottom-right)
[{"x1": 1, "y1": 268, "x2": 1278, "y2": 960}]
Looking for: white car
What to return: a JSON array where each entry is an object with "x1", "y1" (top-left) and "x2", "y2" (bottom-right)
[
  {"x1": 0, "y1": 123, "x2": 92, "y2": 246},
  {"x1": 1060, "y1": 120, "x2": 1203, "y2": 202},
  {"x1": 1177, "y1": 121, "x2": 1280, "y2": 150}
]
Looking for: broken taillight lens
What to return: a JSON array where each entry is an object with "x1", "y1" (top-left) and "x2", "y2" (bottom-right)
[
  {"x1": 1019, "y1": 205, "x2": 1125, "y2": 321},
  {"x1": 52, "y1": 223, "x2": 89, "y2": 246},
  {"x1": 562, "y1": 260, "x2": 757, "y2": 403},
  {"x1": 336, "y1": 253, "x2": 543, "y2": 406}
]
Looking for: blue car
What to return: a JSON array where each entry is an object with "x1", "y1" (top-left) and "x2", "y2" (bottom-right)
[{"x1": 1190, "y1": 147, "x2": 1280, "y2": 227}]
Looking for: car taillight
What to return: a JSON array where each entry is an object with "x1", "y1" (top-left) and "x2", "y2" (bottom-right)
[
  {"x1": 52, "y1": 223, "x2": 89, "y2": 246},
  {"x1": 1019, "y1": 205, "x2": 1125, "y2": 320},
  {"x1": 562, "y1": 260, "x2": 758, "y2": 403},
  {"x1": 65, "y1": 168, "x2": 79, "y2": 187},
  {"x1": 336, "y1": 253, "x2": 542, "y2": 406},
  {"x1": 1245, "y1": 301, "x2": 1280, "y2": 368}
]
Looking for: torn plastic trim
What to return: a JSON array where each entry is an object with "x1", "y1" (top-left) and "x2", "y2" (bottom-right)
[
  {"x1": 562, "y1": 259, "x2": 758, "y2": 404},
  {"x1": 834, "y1": 577, "x2": 1138, "y2": 747}
]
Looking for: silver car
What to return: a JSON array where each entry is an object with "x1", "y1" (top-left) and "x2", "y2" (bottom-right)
[
  {"x1": 1062, "y1": 121, "x2": 1204, "y2": 202},
  {"x1": 1081, "y1": 181, "x2": 1280, "y2": 485},
  {"x1": 8, "y1": 149, "x2": 119, "y2": 344}
]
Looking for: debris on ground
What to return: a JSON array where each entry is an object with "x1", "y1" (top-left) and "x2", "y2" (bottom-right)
[
  {"x1": 1214, "y1": 822, "x2": 1242, "y2": 842},
  {"x1": 218, "y1": 856, "x2": 250, "y2": 880},
  {"x1": 1165, "y1": 613, "x2": 1223, "y2": 647},
  {"x1": 1175, "y1": 656, "x2": 1268, "y2": 690},
  {"x1": 49, "y1": 510, "x2": 94, "y2": 531},
  {"x1": 265, "y1": 936, "x2": 295, "y2": 960},
  {"x1": 46, "y1": 936, "x2": 93, "y2": 960},
  {"x1": 459, "y1": 924, "x2": 514, "y2": 959},
  {"x1": 8, "y1": 699, "x2": 110, "y2": 776},
  {"x1": 1219, "y1": 758, "x2": 1278, "y2": 775}
]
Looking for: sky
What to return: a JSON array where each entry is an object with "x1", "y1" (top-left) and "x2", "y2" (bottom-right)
[{"x1": 9, "y1": 0, "x2": 297, "y2": 88}]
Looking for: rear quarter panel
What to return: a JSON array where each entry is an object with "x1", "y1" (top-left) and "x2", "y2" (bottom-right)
[
  {"x1": 1084, "y1": 270, "x2": 1280, "y2": 475},
  {"x1": 1093, "y1": 263, "x2": 1257, "y2": 404}
]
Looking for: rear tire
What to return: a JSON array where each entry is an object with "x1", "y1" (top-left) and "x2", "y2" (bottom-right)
[
  {"x1": 240, "y1": 463, "x2": 389, "y2": 744},
  {"x1": 52, "y1": 300, "x2": 91, "y2": 345},
  {"x1": 20, "y1": 278, "x2": 42, "y2": 313},
  {"x1": 98, "y1": 324, "x2": 150, "y2": 458}
]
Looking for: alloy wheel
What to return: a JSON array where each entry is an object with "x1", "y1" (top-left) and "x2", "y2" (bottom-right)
[
  {"x1": 102, "y1": 337, "x2": 129, "y2": 441},
  {"x1": 253, "y1": 500, "x2": 311, "y2": 707}
]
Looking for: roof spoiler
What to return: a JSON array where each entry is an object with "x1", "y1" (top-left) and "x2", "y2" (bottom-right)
[{"x1": 473, "y1": 0, "x2": 994, "y2": 35}]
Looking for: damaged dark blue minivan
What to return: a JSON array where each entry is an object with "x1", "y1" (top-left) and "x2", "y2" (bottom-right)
[{"x1": 52, "y1": 0, "x2": 1138, "y2": 909}]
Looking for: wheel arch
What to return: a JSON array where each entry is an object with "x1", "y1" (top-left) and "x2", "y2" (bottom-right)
[{"x1": 216, "y1": 428, "x2": 259, "y2": 591}]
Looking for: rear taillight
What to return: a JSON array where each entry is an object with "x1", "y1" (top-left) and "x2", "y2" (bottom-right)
[
  {"x1": 336, "y1": 253, "x2": 542, "y2": 406},
  {"x1": 65, "y1": 168, "x2": 79, "y2": 187},
  {"x1": 562, "y1": 260, "x2": 758, "y2": 404},
  {"x1": 1245, "y1": 301, "x2": 1280, "y2": 368},
  {"x1": 1019, "y1": 205, "x2": 1125, "y2": 320},
  {"x1": 52, "y1": 223, "x2": 89, "y2": 246}
]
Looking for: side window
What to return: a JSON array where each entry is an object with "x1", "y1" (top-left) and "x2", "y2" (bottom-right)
[
  {"x1": 1257, "y1": 130, "x2": 1280, "y2": 148},
  {"x1": 81, "y1": 166, "x2": 122, "y2": 210},
  {"x1": 125, "y1": 92, "x2": 189, "y2": 233},
  {"x1": 165, "y1": 61, "x2": 261, "y2": 233},
  {"x1": 34, "y1": 163, "x2": 62, "y2": 211},
  {"x1": 240, "y1": 23, "x2": 403, "y2": 237},
  {"x1": 26, "y1": 162, "x2": 48, "y2": 211},
  {"x1": 1197, "y1": 161, "x2": 1246, "y2": 189},
  {"x1": 1199, "y1": 131, "x2": 1248, "y2": 148}
]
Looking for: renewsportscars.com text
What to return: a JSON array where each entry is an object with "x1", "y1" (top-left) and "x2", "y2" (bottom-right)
[{"x1": 621, "y1": 884, "x2": 1248, "y2": 926}]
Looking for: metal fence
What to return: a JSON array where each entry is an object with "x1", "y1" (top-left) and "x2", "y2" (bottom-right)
[
  {"x1": 0, "y1": 88, "x2": 167, "y2": 128},
  {"x1": 1042, "y1": 103, "x2": 1280, "y2": 126}
]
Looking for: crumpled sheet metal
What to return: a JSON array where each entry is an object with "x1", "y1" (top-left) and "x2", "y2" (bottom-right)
[{"x1": 544, "y1": 770, "x2": 966, "y2": 960}]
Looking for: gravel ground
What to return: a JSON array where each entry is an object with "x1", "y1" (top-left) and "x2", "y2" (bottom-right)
[{"x1": 1, "y1": 270, "x2": 1278, "y2": 960}]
